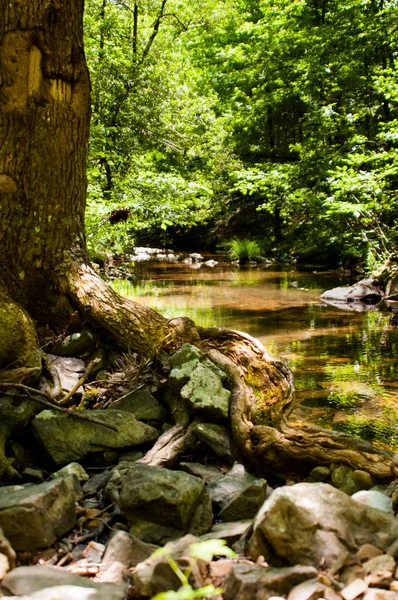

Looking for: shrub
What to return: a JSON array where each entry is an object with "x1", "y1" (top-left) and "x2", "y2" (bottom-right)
[{"x1": 226, "y1": 238, "x2": 262, "y2": 263}]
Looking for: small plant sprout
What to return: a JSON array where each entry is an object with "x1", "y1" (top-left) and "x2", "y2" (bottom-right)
[{"x1": 150, "y1": 539, "x2": 236, "y2": 600}]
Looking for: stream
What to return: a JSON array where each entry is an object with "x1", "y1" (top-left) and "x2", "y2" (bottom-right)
[{"x1": 112, "y1": 257, "x2": 398, "y2": 449}]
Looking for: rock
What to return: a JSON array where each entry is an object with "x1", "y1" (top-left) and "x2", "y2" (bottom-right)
[
  {"x1": 0, "y1": 528, "x2": 15, "y2": 570},
  {"x1": 32, "y1": 409, "x2": 159, "y2": 464},
  {"x1": 204, "y1": 260, "x2": 218, "y2": 267},
  {"x1": 341, "y1": 578, "x2": 368, "y2": 600},
  {"x1": 352, "y1": 470, "x2": 374, "y2": 490},
  {"x1": 193, "y1": 423, "x2": 235, "y2": 462},
  {"x1": 22, "y1": 468, "x2": 44, "y2": 482},
  {"x1": 52, "y1": 463, "x2": 89, "y2": 482},
  {"x1": 352, "y1": 490, "x2": 393, "y2": 514},
  {"x1": 207, "y1": 464, "x2": 267, "y2": 520},
  {"x1": 102, "y1": 530, "x2": 158, "y2": 568},
  {"x1": 287, "y1": 578, "x2": 331, "y2": 600},
  {"x1": 223, "y1": 563, "x2": 318, "y2": 600},
  {"x1": 1, "y1": 566, "x2": 126, "y2": 600},
  {"x1": 82, "y1": 471, "x2": 111, "y2": 496},
  {"x1": 0, "y1": 553, "x2": 10, "y2": 580},
  {"x1": 363, "y1": 590, "x2": 398, "y2": 600},
  {"x1": 105, "y1": 463, "x2": 212, "y2": 544},
  {"x1": 133, "y1": 534, "x2": 205, "y2": 597},
  {"x1": 201, "y1": 520, "x2": 253, "y2": 544},
  {"x1": 308, "y1": 466, "x2": 331, "y2": 482},
  {"x1": 178, "y1": 462, "x2": 224, "y2": 485},
  {"x1": 189, "y1": 253, "x2": 204, "y2": 262},
  {"x1": 114, "y1": 389, "x2": 167, "y2": 421},
  {"x1": 331, "y1": 464, "x2": 358, "y2": 495},
  {"x1": 0, "y1": 477, "x2": 81, "y2": 550},
  {"x1": 96, "y1": 561, "x2": 128, "y2": 584},
  {"x1": 42, "y1": 354, "x2": 86, "y2": 396},
  {"x1": 357, "y1": 544, "x2": 384, "y2": 563},
  {"x1": 50, "y1": 330, "x2": 97, "y2": 357},
  {"x1": 363, "y1": 554, "x2": 395, "y2": 587},
  {"x1": 167, "y1": 344, "x2": 229, "y2": 422},
  {"x1": 247, "y1": 482, "x2": 398, "y2": 568}
]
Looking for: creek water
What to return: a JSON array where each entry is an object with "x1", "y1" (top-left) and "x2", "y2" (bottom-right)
[{"x1": 112, "y1": 258, "x2": 398, "y2": 449}]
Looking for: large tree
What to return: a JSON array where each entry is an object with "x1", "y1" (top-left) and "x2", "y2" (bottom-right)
[{"x1": 0, "y1": 0, "x2": 394, "y2": 481}]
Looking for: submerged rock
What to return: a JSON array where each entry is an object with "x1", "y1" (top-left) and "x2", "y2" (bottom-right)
[
  {"x1": 0, "y1": 476, "x2": 81, "y2": 550},
  {"x1": 32, "y1": 409, "x2": 159, "y2": 464},
  {"x1": 247, "y1": 482, "x2": 398, "y2": 568},
  {"x1": 321, "y1": 279, "x2": 383, "y2": 311},
  {"x1": 105, "y1": 463, "x2": 213, "y2": 544}
]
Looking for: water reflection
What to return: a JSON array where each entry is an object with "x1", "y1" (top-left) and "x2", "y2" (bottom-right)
[{"x1": 112, "y1": 260, "x2": 398, "y2": 448}]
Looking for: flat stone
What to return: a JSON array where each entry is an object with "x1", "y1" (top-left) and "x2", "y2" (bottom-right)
[
  {"x1": 207, "y1": 464, "x2": 267, "y2": 520},
  {"x1": 32, "y1": 409, "x2": 159, "y2": 464},
  {"x1": 341, "y1": 578, "x2": 368, "y2": 600},
  {"x1": 102, "y1": 530, "x2": 158, "y2": 568},
  {"x1": 43, "y1": 355, "x2": 85, "y2": 396},
  {"x1": 114, "y1": 390, "x2": 167, "y2": 422},
  {"x1": 351, "y1": 491, "x2": 393, "y2": 514},
  {"x1": 223, "y1": 564, "x2": 318, "y2": 600},
  {"x1": 247, "y1": 483, "x2": 398, "y2": 568},
  {"x1": 287, "y1": 578, "x2": 330, "y2": 600},
  {"x1": 105, "y1": 463, "x2": 212, "y2": 544},
  {"x1": 0, "y1": 477, "x2": 81, "y2": 550},
  {"x1": 82, "y1": 472, "x2": 111, "y2": 496},
  {"x1": 363, "y1": 590, "x2": 398, "y2": 600},
  {"x1": 1, "y1": 566, "x2": 126, "y2": 600},
  {"x1": 52, "y1": 463, "x2": 89, "y2": 482},
  {"x1": 178, "y1": 462, "x2": 224, "y2": 485}
]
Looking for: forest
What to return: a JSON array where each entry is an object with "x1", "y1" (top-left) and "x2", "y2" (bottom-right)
[
  {"x1": 85, "y1": 0, "x2": 398, "y2": 270},
  {"x1": 1, "y1": 1, "x2": 398, "y2": 599}
]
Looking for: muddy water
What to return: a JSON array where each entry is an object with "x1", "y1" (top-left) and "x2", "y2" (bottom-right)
[{"x1": 112, "y1": 259, "x2": 398, "y2": 448}]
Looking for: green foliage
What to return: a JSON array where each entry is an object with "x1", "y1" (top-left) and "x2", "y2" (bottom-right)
[
  {"x1": 226, "y1": 238, "x2": 262, "y2": 262},
  {"x1": 150, "y1": 539, "x2": 235, "y2": 600}
]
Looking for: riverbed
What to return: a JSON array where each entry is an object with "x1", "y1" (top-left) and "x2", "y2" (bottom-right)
[{"x1": 112, "y1": 258, "x2": 398, "y2": 448}]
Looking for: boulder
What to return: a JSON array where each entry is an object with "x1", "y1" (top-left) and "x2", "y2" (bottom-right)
[
  {"x1": 1, "y1": 565, "x2": 126, "y2": 600},
  {"x1": 167, "y1": 344, "x2": 230, "y2": 422},
  {"x1": 352, "y1": 490, "x2": 393, "y2": 514},
  {"x1": 32, "y1": 409, "x2": 159, "y2": 464},
  {"x1": 193, "y1": 423, "x2": 235, "y2": 462},
  {"x1": 0, "y1": 476, "x2": 81, "y2": 550},
  {"x1": 321, "y1": 279, "x2": 383, "y2": 311},
  {"x1": 105, "y1": 463, "x2": 212, "y2": 544},
  {"x1": 178, "y1": 462, "x2": 224, "y2": 485},
  {"x1": 52, "y1": 463, "x2": 89, "y2": 482},
  {"x1": 207, "y1": 464, "x2": 268, "y2": 521},
  {"x1": 114, "y1": 389, "x2": 167, "y2": 422},
  {"x1": 247, "y1": 482, "x2": 398, "y2": 568},
  {"x1": 223, "y1": 563, "x2": 318, "y2": 600}
]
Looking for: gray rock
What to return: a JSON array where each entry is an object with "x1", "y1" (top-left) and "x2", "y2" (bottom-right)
[
  {"x1": 208, "y1": 464, "x2": 267, "y2": 520},
  {"x1": 201, "y1": 520, "x2": 252, "y2": 544},
  {"x1": 308, "y1": 466, "x2": 331, "y2": 482},
  {"x1": 114, "y1": 389, "x2": 167, "y2": 421},
  {"x1": 178, "y1": 462, "x2": 224, "y2": 485},
  {"x1": 32, "y1": 409, "x2": 159, "y2": 464},
  {"x1": 1, "y1": 566, "x2": 126, "y2": 600},
  {"x1": 363, "y1": 554, "x2": 395, "y2": 587},
  {"x1": 105, "y1": 463, "x2": 212, "y2": 544},
  {"x1": 287, "y1": 578, "x2": 331, "y2": 600},
  {"x1": 50, "y1": 329, "x2": 97, "y2": 357},
  {"x1": 82, "y1": 471, "x2": 111, "y2": 496},
  {"x1": 363, "y1": 590, "x2": 398, "y2": 600},
  {"x1": 247, "y1": 482, "x2": 398, "y2": 568},
  {"x1": 52, "y1": 463, "x2": 89, "y2": 482},
  {"x1": 193, "y1": 423, "x2": 235, "y2": 462},
  {"x1": 352, "y1": 490, "x2": 393, "y2": 514},
  {"x1": 102, "y1": 530, "x2": 158, "y2": 568},
  {"x1": 87, "y1": 347, "x2": 108, "y2": 376},
  {"x1": 223, "y1": 563, "x2": 318, "y2": 600},
  {"x1": 43, "y1": 355, "x2": 85, "y2": 396},
  {"x1": 0, "y1": 477, "x2": 81, "y2": 550},
  {"x1": 331, "y1": 464, "x2": 358, "y2": 495},
  {"x1": 133, "y1": 534, "x2": 205, "y2": 597}
]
